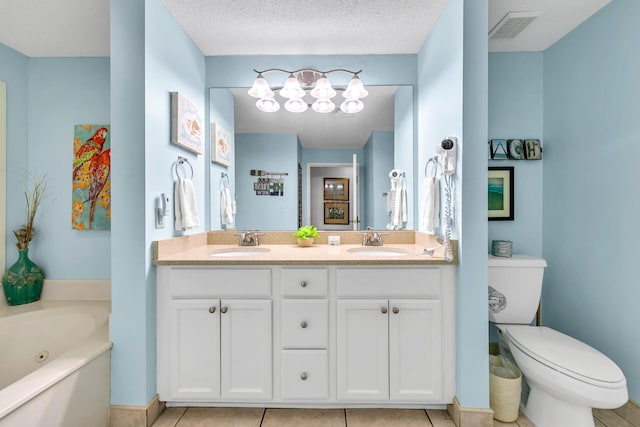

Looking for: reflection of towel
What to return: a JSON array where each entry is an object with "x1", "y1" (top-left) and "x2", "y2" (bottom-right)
[
  {"x1": 420, "y1": 176, "x2": 440, "y2": 233},
  {"x1": 220, "y1": 186, "x2": 234, "y2": 226},
  {"x1": 387, "y1": 177, "x2": 407, "y2": 229},
  {"x1": 175, "y1": 178, "x2": 200, "y2": 231}
]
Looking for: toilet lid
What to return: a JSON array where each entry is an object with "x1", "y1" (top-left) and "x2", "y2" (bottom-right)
[{"x1": 502, "y1": 326, "x2": 625, "y2": 387}]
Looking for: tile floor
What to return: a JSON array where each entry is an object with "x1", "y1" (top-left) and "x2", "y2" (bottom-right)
[{"x1": 151, "y1": 402, "x2": 640, "y2": 427}]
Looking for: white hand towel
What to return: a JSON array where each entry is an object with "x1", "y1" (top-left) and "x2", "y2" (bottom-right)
[
  {"x1": 174, "y1": 178, "x2": 200, "y2": 231},
  {"x1": 220, "y1": 186, "x2": 234, "y2": 226},
  {"x1": 420, "y1": 176, "x2": 440, "y2": 233}
]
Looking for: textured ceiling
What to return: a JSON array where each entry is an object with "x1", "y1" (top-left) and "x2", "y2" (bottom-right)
[{"x1": 161, "y1": 0, "x2": 447, "y2": 56}]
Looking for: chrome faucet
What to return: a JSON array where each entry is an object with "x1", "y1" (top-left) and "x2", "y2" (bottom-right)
[
  {"x1": 237, "y1": 231, "x2": 262, "y2": 246},
  {"x1": 360, "y1": 227, "x2": 383, "y2": 246}
]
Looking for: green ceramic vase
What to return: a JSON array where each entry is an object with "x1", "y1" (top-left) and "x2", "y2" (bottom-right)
[{"x1": 2, "y1": 249, "x2": 45, "y2": 306}]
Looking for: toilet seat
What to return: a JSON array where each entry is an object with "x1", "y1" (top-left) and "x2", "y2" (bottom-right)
[{"x1": 500, "y1": 325, "x2": 625, "y2": 388}]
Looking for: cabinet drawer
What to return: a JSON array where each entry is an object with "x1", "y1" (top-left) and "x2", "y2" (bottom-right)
[
  {"x1": 281, "y1": 269, "x2": 328, "y2": 297},
  {"x1": 169, "y1": 268, "x2": 271, "y2": 297},
  {"x1": 337, "y1": 268, "x2": 441, "y2": 298},
  {"x1": 281, "y1": 300, "x2": 328, "y2": 348},
  {"x1": 281, "y1": 350, "x2": 328, "y2": 400}
]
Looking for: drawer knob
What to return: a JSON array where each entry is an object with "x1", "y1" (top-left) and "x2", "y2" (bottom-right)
[
  {"x1": 300, "y1": 281, "x2": 308, "y2": 288},
  {"x1": 381, "y1": 307, "x2": 388, "y2": 314},
  {"x1": 208, "y1": 306, "x2": 216, "y2": 314},
  {"x1": 221, "y1": 306, "x2": 228, "y2": 314},
  {"x1": 392, "y1": 307, "x2": 399, "y2": 314},
  {"x1": 300, "y1": 320, "x2": 308, "y2": 329},
  {"x1": 300, "y1": 372, "x2": 308, "y2": 381}
]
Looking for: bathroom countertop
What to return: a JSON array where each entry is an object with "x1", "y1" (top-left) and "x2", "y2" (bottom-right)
[
  {"x1": 152, "y1": 231, "x2": 458, "y2": 266},
  {"x1": 153, "y1": 243, "x2": 456, "y2": 266}
]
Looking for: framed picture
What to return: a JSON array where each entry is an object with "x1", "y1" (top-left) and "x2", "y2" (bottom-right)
[
  {"x1": 211, "y1": 123, "x2": 231, "y2": 167},
  {"x1": 488, "y1": 166, "x2": 514, "y2": 221},
  {"x1": 324, "y1": 202, "x2": 349, "y2": 225},
  {"x1": 170, "y1": 92, "x2": 204, "y2": 155},
  {"x1": 323, "y1": 178, "x2": 349, "y2": 201}
]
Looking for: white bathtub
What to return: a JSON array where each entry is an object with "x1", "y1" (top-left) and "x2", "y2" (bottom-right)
[{"x1": 0, "y1": 301, "x2": 111, "y2": 427}]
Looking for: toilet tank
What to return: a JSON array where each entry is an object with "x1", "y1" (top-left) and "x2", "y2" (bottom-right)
[{"x1": 488, "y1": 255, "x2": 547, "y2": 324}]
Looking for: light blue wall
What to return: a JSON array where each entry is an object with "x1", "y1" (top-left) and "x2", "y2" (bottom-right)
[
  {"x1": 363, "y1": 131, "x2": 393, "y2": 229},
  {"x1": 110, "y1": 0, "x2": 205, "y2": 405},
  {"x1": 27, "y1": 58, "x2": 111, "y2": 278},
  {"x1": 235, "y1": 133, "x2": 299, "y2": 230},
  {"x1": 394, "y1": 85, "x2": 415, "y2": 229},
  {"x1": 542, "y1": 0, "x2": 640, "y2": 402},
  {"x1": 488, "y1": 53, "x2": 543, "y2": 256},
  {"x1": 209, "y1": 88, "x2": 235, "y2": 230},
  {"x1": 0, "y1": 44, "x2": 30, "y2": 269},
  {"x1": 419, "y1": 0, "x2": 490, "y2": 409}
]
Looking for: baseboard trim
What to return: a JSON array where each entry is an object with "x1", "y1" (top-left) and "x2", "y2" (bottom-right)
[
  {"x1": 447, "y1": 397, "x2": 494, "y2": 427},
  {"x1": 109, "y1": 394, "x2": 165, "y2": 427}
]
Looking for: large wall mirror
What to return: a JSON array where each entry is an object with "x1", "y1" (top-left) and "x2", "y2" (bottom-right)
[
  {"x1": 209, "y1": 85, "x2": 415, "y2": 232},
  {"x1": 1, "y1": 82, "x2": 6, "y2": 273}
]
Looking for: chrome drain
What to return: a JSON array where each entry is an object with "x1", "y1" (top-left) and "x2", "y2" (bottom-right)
[{"x1": 35, "y1": 350, "x2": 50, "y2": 363}]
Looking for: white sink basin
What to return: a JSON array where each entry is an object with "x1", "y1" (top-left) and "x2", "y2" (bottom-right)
[
  {"x1": 347, "y1": 247, "x2": 408, "y2": 257},
  {"x1": 209, "y1": 247, "x2": 270, "y2": 257}
]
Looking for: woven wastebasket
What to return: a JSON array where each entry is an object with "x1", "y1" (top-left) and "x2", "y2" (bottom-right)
[{"x1": 489, "y1": 354, "x2": 522, "y2": 422}]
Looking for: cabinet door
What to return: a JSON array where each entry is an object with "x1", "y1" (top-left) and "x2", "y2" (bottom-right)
[
  {"x1": 337, "y1": 299, "x2": 389, "y2": 401},
  {"x1": 169, "y1": 299, "x2": 220, "y2": 400},
  {"x1": 389, "y1": 299, "x2": 442, "y2": 402},
  {"x1": 220, "y1": 299, "x2": 272, "y2": 400}
]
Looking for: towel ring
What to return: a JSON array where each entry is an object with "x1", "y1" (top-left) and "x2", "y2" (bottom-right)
[
  {"x1": 425, "y1": 157, "x2": 439, "y2": 178},
  {"x1": 174, "y1": 156, "x2": 193, "y2": 180}
]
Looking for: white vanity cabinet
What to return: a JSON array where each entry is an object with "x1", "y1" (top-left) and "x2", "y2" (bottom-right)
[
  {"x1": 157, "y1": 263, "x2": 455, "y2": 407},
  {"x1": 157, "y1": 267, "x2": 272, "y2": 402},
  {"x1": 336, "y1": 268, "x2": 450, "y2": 403}
]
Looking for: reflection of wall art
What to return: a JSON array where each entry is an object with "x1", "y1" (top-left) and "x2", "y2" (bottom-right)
[
  {"x1": 488, "y1": 166, "x2": 514, "y2": 221},
  {"x1": 324, "y1": 202, "x2": 349, "y2": 225},
  {"x1": 170, "y1": 92, "x2": 204, "y2": 154},
  {"x1": 211, "y1": 123, "x2": 231, "y2": 167},
  {"x1": 489, "y1": 138, "x2": 542, "y2": 160},
  {"x1": 323, "y1": 178, "x2": 349, "y2": 201},
  {"x1": 72, "y1": 124, "x2": 111, "y2": 230}
]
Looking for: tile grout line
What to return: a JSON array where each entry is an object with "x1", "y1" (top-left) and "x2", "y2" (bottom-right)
[
  {"x1": 344, "y1": 408, "x2": 348, "y2": 426},
  {"x1": 259, "y1": 408, "x2": 267, "y2": 426}
]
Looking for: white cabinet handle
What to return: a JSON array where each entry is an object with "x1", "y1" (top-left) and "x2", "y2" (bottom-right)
[
  {"x1": 300, "y1": 372, "x2": 308, "y2": 381},
  {"x1": 208, "y1": 306, "x2": 216, "y2": 314},
  {"x1": 221, "y1": 306, "x2": 228, "y2": 314},
  {"x1": 381, "y1": 307, "x2": 388, "y2": 314},
  {"x1": 300, "y1": 320, "x2": 308, "y2": 329},
  {"x1": 300, "y1": 281, "x2": 308, "y2": 288},
  {"x1": 392, "y1": 307, "x2": 399, "y2": 314}
]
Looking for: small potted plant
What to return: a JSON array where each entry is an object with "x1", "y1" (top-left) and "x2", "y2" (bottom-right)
[{"x1": 293, "y1": 225, "x2": 319, "y2": 247}]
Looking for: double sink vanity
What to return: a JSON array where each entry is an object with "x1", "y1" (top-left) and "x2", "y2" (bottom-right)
[{"x1": 153, "y1": 230, "x2": 457, "y2": 408}]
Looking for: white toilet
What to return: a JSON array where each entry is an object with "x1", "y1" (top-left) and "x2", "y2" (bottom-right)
[{"x1": 488, "y1": 255, "x2": 628, "y2": 427}]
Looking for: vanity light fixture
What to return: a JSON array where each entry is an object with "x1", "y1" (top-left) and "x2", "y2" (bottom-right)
[{"x1": 248, "y1": 68, "x2": 368, "y2": 114}]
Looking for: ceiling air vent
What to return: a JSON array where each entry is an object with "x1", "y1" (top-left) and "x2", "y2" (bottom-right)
[{"x1": 489, "y1": 11, "x2": 542, "y2": 39}]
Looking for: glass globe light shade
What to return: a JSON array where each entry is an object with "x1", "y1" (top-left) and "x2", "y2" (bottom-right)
[
  {"x1": 256, "y1": 97, "x2": 280, "y2": 113},
  {"x1": 284, "y1": 98, "x2": 308, "y2": 113},
  {"x1": 340, "y1": 98, "x2": 364, "y2": 114},
  {"x1": 311, "y1": 98, "x2": 336, "y2": 113},
  {"x1": 343, "y1": 75, "x2": 369, "y2": 99},
  {"x1": 279, "y1": 74, "x2": 305, "y2": 99},
  {"x1": 248, "y1": 74, "x2": 274, "y2": 99},
  {"x1": 310, "y1": 76, "x2": 337, "y2": 99}
]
